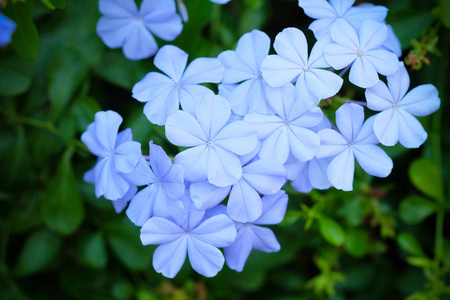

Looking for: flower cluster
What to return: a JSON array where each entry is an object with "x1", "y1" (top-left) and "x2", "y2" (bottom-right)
[{"x1": 83, "y1": 0, "x2": 440, "y2": 278}]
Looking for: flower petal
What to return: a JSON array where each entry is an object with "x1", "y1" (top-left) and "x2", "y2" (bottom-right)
[
  {"x1": 122, "y1": 24, "x2": 158, "y2": 60},
  {"x1": 187, "y1": 238, "x2": 224, "y2": 277},
  {"x1": 327, "y1": 148, "x2": 355, "y2": 191},
  {"x1": 400, "y1": 84, "x2": 440, "y2": 117},
  {"x1": 166, "y1": 111, "x2": 207, "y2": 146},
  {"x1": 192, "y1": 214, "x2": 236, "y2": 247},
  {"x1": 353, "y1": 144, "x2": 393, "y2": 177},
  {"x1": 190, "y1": 181, "x2": 231, "y2": 210},
  {"x1": 154, "y1": 45, "x2": 188, "y2": 82},
  {"x1": 140, "y1": 216, "x2": 185, "y2": 245},
  {"x1": 153, "y1": 236, "x2": 188, "y2": 278}
]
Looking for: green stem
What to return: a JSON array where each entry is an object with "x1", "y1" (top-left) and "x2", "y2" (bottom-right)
[{"x1": 18, "y1": 116, "x2": 61, "y2": 137}]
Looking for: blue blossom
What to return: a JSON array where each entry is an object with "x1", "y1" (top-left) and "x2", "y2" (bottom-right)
[
  {"x1": 218, "y1": 30, "x2": 274, "y2": 115},
  {"x1": 365, "y1": 62, "x2": 440, "y2": 148},
  {"x1": 210, "y1": 0, "x2": 232, "y2": 4},
  {"x1": 316, "y1": 103, "x2": 393, "y2": 191},
  {"x1": 190, "y1": 156, "x2": 286, "y2": 223},
  {"x1": 261, "y1": 27, "x2": 343, "y2": 101},
  {"x1": 126, "y1": 142, "x2": 185, "y2": 226},
  {"x1": 324, "y1": 19, "x2": 399, "y2": 88},
  {"x1": 132, "y1": 45, "x2": 224, "y2": 125},
  {"x1": 81, "y1": 111, "x2": 142, "y2": 200},
  {"x1": 298, "y1": 0, "x2": 387, "y2": 39},
  {"x1": 0, "y1": 10, "x2": 16, "y2": 47},
  {"x1": 244, "y1": 83, "x2": 323, "y2": 164},
  {"x1": 96, "y1": 0, "x2": 183, "y2": 60},
  {"x1": 140, "y1": 192, "x2": 236, "y2": 278},
  {"x1": 224, "y1": 190, "x2": 288, "y2": 272},
  {"x1": 165, "y1": 94, "x2": 258, "y2": 187}
]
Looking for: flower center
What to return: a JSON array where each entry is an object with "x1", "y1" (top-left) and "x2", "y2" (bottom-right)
[
  {"x1": 207, "y1": 141, "x2": 214, "y2": 147},
  {"x1": 303, "y1": 65, "x2": 310, "y2": 72},
  {"x1": 284, "y1": 119, "x2": 290, "y2": 126},
  {"x1": 348, "y1": 141, "x2": 354, "y2": 147},
  {"x1": 356, "y1": 50, "x2": 363, "y2": 57},
  {"x1": 392, "y1": 103, "x2": 398, "y2": 109}
]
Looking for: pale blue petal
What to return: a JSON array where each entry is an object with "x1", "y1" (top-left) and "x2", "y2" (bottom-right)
[
  {"x1": 261, "y1": 55, "x2": 301, "y2": 87},
  {"x1": 400, "y1": 84, "x2": 440, "y2": 117},
  {"x1": 112, "y1": 184, "x2": 137, "y2": 213},
  {"x1": 335, "y1": 103, "x2": 364, "y2": 141},
  {"x1": 190, "y1": 181, "x2": 230, "y2": 210},
  {"x1": 218, "y1": 50, "x2": 255, "y2": 83},
  {"x1": 373, "y1": 109, "x2": 399, "y2": 146},
  {"x1": 96, "y1": 17, "x2": 135, "y2": 49},
  {"x1": 228, "y1": 79, "x2": 269, "y2": 116},
  {"x1": 291, "y1": 168, "x2": 312, "y2": 193},
  {"x1": 179, "y1": 85, "x2": 214, "y2": 115},
  {"x1": 114, "y1": 141, "x2": 141, "y2": 174},
  {"x1": 140, "y1": 0, "x2": 176, "y2": 14},
  {"x1": 235, "y1": 29, "x2": 270, "y2": 75},
  {"x1": 187, "y1": 238, "x2": 224, "y2": 277},
  {"x1": 140, "y1": 216, "x2": 185, "y2": 244},
  {"x1": 324, "y1": 43, "x2": 357, "y2": 70},
  {"x1": 344, "y1": 4, "x2": 388, "y2": 26},
  {"x1": 289, "y1": 104, "x2": 323, "y2": 129},
  {"x1": 239, "y1": 141, "x2": 261, "y2": 166},
  {"x1": 143, "y1": 87, "x2": 179, "y2": 126},
  {"x1": 81, "y1": 124, "x2": 106, "y2": 157},
  {"x1": 250, "y1": 225, "x2": 280, "y2": 252},
  {"x1": 224, "y1": 229, "x2": 253, "y2": 272},
  {"x1": 273, "y1": 27, "x2": 308, "y2": 66},
  {"x1": 358, "y1": 20, "x2": 387, "y2": 51},
  {"x1": 116, "y1": 128, "x2": 133, "y2": 145},
  {"x1": 316, "y1": 129, "x2": 348, "y2": 158},
  {"x1": 365, "y1": 80, "x2": 394, "y2": 111},
  {"x1": 123, "y1": 156, "x2": 157, "y2": 186},
  {"x1": 84, "y1": 167, "x2": 95, "y2": 184},
  {"x1": 398, "y1": 110, "x2": 428, "y2": 148},
  {"x1": 327, "y1": 149, "x2": 355, "y2": 191},
  {"x1": 162, "y1": 164, "x2": 185, "y2": 200},
  {"x1": 242, "y1": 158, "x2": 286, "y2": 195},
  {"x1": 165, "y1": 111, "x2": 207, "y2": 146},
  {"x1": 308, "y1": 158, "x2": 332, "y2": 190},
  {"x1": 363, "y1": 49, "x2": 399, "y2": 76},
  {"x1": 284, "y1": 156, "x2": 305, "y2": 181},
  {"x1": 149, "y1": 142, "x2": 171, "y2": 177},
  {"x1": 309, "y1": 18, "x2": 336, "y2": 39},
  {"x1": 95, "y1": 110, "x2": 122, "y2": 154},
  {"x1": 244, "y1": 113, "x2": 283, "y2": 139},
  {"x1": 227, "y1": 179, "x2": 262, "y2": 222},
  {"x1": 387, "y1": 62, "x2": 410, "y2": 102},
  {"x1": 141, "y1": 0, "x2": 182, "y2": 41},
  {"x1": 179, "y1": 192, "x2": 206, "y2": 230},
  {"x1": 192, "y1": 214, "x2": 236, "y2": 247},
  {"x1": 153, "y1": 236, "x2": 188, "y2": 278},
  {"x1": 298, "y1": 0, "x2": 336, "y2": 19},
  {"x1": 174, "y1": 145, "x2": 209, "y2": 183},
  {"x1": 214, "y1": 121, "x2": 258, "y2": 155},
  {"x1": 99, "y1": 0, "x2": 137, "y2": 17},
  {"x1": 353, "y1": 145, "x2": 393, "y2": 177},
  {"x1": 207, "y1": 146, "x2": 242, "y2": 187},
  {"x1": 218, "y1": 83, "x2": 238, "y2": 99},
  {"x1": 308, "y1": 36, "x2": 332, "y2": 68},
  {"x1": 182, "y1": 57, "x2": 224, "y2": 85},
  {"x1": 122, "y1": 24, "x2": 158, "y2": 60},
  {"x1": 329, "y1": 0, "x2": 355, "y2": 15},
  {"x1": 258, "y1": 127, "x2": 290, "y2": 163},
  {"x1": 254, "y1": 190, "x2": 288, "y2": 225},
  {"x1": 95, "y1": 158, "x2": 130, "y2": 200},
  {"x1": 154, "y1": 45, "x2": 188, "y2": 82},
  {"x1": 288, "y1": 126, "x2": 321, "y2": 162},
  {"x1": 383, "y1": 25, "x2": 402, "y2": 57},
  {"x1": 195, "y1": 95, "x2": 231, "y2": 141},
  {"x1": 304, "y1": 69, "x2": 343, "y2": 99},
  {"x1": 126, "y1": 186, "x2": 156, "y2": 226},
  {"x1": 349, "y1": 57, "x2": 379, "y2": 88},
  {"x1": 265, "y1": 83, "x2": 295, "y2": 119},
  {"x1": 330, "y1": 19, "x2": 359, "y2": 50},
  {"x1": 354, "y1": 115, "x2": 379, "y2": 145}
]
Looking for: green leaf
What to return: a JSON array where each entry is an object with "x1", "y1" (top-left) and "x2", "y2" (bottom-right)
[
  {"x1": 319, "y1": 217, "x2": 346, "y2": 247},
  {"x1": 399, "y1": 195, "x2": 437, "y2": 225},
  {"x1": 3, "y1": 0, "x2": 40, "y2": 59},
  {"x1": 407, "y1": 256, "x2": 433, "y2": 268},
  {"x1": 105, "y1": 216, "x2": 154, "y2": 270},
  {"x1": 40, "y1": 0, "x2": 56, "y2": 9},
  {"x1": 439, "y1": 0, "x2": 450, "y2": 28},
  {"x1": 387, "y1": 10, "x2": 433, "y2": 49},
  {"x1": 397, "y1": 232, "x2": 426, "y2": 257},
  {"x1": 14, "y1": 229, "x2": 62, "y2": 276},
  {"x1": 408, "y1": 157, "x2": 444, "y2": 201},
  {"x1": 78, "y1": 232, "x2": 107, "y2": 269},
  {"x1": 48, "y1": 48, "x2": 89, "y2": 119},
  {"x1": 50, "y1": 0, "x2": 65, "y2": 9},
  {"x1": 0, "y1": 51, "x2": 34, "y2": 96},
  {"x1": 344, "y1": 229, "x2": 368, "y2": 258},
  {"x1": 70, "y1": 95, "x2": 102, "y2": 132},
  {"x1": 42, "y1": 148, "x2": 85, "y2": 235}
]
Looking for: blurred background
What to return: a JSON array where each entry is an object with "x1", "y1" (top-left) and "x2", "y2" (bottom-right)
[{"x1": 0, "y1": 0, "x2": 449, "y2": 299}]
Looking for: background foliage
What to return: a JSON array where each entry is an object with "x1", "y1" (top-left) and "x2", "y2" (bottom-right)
[{"x1": 0, "y1": 0, "x2": 449, "y2": 299}]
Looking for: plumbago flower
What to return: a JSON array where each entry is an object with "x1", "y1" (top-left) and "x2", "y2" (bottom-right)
[
  {"x1": 165, "y1": 94, "x2": 258, "y2": 187},
  {"x1": 140, "y1": 192, "x2": 236, "y2": 278},
  {"x1": 96, "y1": 0, "x2": 183, "y2": 60},
  {"x1": 0, "y1": 9, "x2": 16, "y2": 46},
  {"x1": 244, "y1": 83, "x2": 323, "y2": 164},
  {"x1": 81, "y1": 111, "x2": 142, "y2": 200},
  {"x1": 298, "y1": 0, "x2": 388, "y2": 39},
  {"x1": 132, "y1": 45, "x2": 224, "y2": 125},
  {"x1": 261, "y1": 27, "x2": 343, "y2": 101},
  {"x1": 324, "y1": 19, "x2": 399, "y2": 88},
  {"x1": 365, "y1": 62, "x2": 440, "y2": 148},
  {"x1": 218, "y1": 29, "x2": 274, "y2": 115},
  {"x1": 316, "y1": 103, "x2": 393, "y2": 191},
  {"x1": 224, "y1": 191, "x2": 288, "y2": 272},
  {"x1": 126, "y1": 142, "x2": 185, "y2": 226}
]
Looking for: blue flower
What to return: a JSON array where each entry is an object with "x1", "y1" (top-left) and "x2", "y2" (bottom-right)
[
  {"x1": 132, "y1": 45, "x2": 224, "y2": 125},
  {"x1": 261, "y1": 27, "x2": 343, "y2": 101},
  {"x1": 298, "y1": 0, "x2": 387, "y2": 39},
  {"x1": 81, "y1": 111, "x2": 142, "y2": 200},
  {"x1": 126, "y1": 142, "x2": 185, "y2": 226},
  {"x1": 365, "y1": 62, "x2": 440, "y2": 148},
  {"x1": 316, "y1": 103, "x2": 393, "y2": 191},
  {"x1": 324, "y1": 19, "x2": 399, "y2": 88},
  {"x1": 96, "y1": 0, "x2": 183, "y2": 60},
  {"x1": 140, "y1": 192, "x2": 236, "y2": 278},
  {"x1": 244, "y1": 83, "x2": 323, "y2": 164},
  {"x1": 165, "y1": 94, "x2": 258, "y2": 187},
  {"x1": 218, "y1": 30, "x2": 274, "y2": 115},
  {"x1": 223, "y1": 190, "x2": 288, "y2": 272},
  {"x1": 0, "y1": 10, "x2": 16, "y2": 47}
]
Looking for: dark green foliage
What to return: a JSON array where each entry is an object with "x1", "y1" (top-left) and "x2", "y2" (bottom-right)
[{"x1": 0, "y1": 0, "x2": 449, "y2": 299}]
